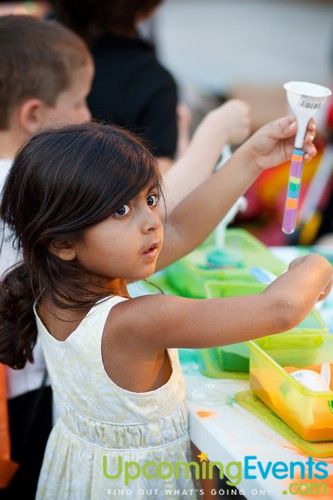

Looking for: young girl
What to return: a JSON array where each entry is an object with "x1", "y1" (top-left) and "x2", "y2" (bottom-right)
[{"x1": 0, "y1": 120, "x2": 331, "y2": 499}]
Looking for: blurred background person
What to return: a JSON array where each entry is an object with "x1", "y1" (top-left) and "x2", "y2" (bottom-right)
[{"x1": 49, "y1": 0, "x2": 181, "y2": 173}]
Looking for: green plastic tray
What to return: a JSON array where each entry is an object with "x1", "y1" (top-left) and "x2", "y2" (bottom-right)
[
  {"x1": 197, "y1": 345, "x2": 249, "y2": 380},
  {"x1": 196, "y1": 279, "x2": 327, "y2": 378},
  {"x1": 166, "y1": 228, "x2": 287, "y2": 298}
]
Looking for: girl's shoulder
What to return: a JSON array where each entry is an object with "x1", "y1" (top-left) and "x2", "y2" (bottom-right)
[{"x1": 102, "y1": 293, "x2": 182, "y2": 352}]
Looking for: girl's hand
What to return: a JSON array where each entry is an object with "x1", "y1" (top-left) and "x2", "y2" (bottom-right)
[
  {"x1": 209, "y1": 99, "x2": 251, "y2": 145},
  {"x1": 288, "y1": 254, "x2": 332, "y2": 301},
  {"x1": 247, "y1": 116, "x2": 317, "y2": 171}
]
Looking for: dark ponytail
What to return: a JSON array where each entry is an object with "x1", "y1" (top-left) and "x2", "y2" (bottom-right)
[{"x1": 0, "y1": 264, "x2": 37, "y2": 369}]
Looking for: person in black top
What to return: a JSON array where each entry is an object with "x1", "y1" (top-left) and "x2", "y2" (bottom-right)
[
  {"x1": 50, "y1": 0, "x2": 178, "y2": 171},
  {"x1": 89, "y1": 32, "x2": 177, "y2": 161}
]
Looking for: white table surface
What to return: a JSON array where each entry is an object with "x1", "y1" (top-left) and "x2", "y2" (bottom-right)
[{"x1": 185, "y1": 372, "x2": 333, "y2": 499}]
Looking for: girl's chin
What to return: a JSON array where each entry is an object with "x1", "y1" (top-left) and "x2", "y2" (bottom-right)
[
  {"x1": 136, "y1": 265, "x2": 157, "y2": 280},
  {"x1": 138, "y1": 270, "x2": 156, "y2": 280}
]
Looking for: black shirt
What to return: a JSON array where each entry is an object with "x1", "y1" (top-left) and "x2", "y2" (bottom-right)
[{"x1": 88, "y1": 34, "x2": 178, "y2": 158}]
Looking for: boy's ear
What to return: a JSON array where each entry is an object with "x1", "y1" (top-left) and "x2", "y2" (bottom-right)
[
  {"x1": 48, "y1": 239, "x2": 77, "y2": 262},
  {"x1": 18, "y1": 98, "x2": 45, "y2": 134}
]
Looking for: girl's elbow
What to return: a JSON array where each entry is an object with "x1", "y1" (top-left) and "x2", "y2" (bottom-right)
[{"x1": 272, "y1": 294, "x2": 306, "y2": 333}]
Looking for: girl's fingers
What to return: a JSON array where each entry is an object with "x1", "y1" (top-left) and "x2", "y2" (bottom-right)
[
  {"x1": 307, "y1": 118, "x2": 316, "y2": 132},
  {"x1": 303, "y1": 145, "x2": 317, "y2": 161},
  {"x1": 304, "y1": 129, "x2": 315, "y2": 143},
  {"x1": 303, "y1": 120, "x2": 317, "y2": 160}
]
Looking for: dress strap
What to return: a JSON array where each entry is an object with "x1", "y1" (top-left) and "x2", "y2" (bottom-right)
[{"x1": 79, "y1": 295, "x2": 128, "y2": 339}]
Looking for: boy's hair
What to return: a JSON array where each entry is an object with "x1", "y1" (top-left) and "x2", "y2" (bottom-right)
[
  {"x1": 49, "y1": 0, "x2": 163, "y2": 45},
  {"x1": 0, "y1": 122, "x2": 161, "y2": 369},
  {"x1": 0, "y1": 15, "x2": 91, "y2": 130}
]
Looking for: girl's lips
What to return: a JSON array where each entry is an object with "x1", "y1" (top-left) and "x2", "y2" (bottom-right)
[
  {"x1": 142, "y1": 247, "x2": 159, "y2": 260},
  {"x1": 142, "y1": 241, "x2": 160, "y2": 259}
]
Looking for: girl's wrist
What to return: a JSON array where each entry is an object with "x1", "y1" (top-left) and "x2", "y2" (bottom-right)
[
  {"x1": 236, "y1": 140, "x2": 262, "y2": 177},
  {"x1": 205, "y1": 109, "x2": 229, "y2": 144}
]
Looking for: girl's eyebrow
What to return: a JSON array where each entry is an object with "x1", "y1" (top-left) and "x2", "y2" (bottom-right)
[{"x1": 145, "y1": 181, "x2": 160, "y2": 193}]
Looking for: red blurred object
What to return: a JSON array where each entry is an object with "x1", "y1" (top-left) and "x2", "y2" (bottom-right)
[{"x1": 327, "y1": 96, "x2": 333, "y2": 131}]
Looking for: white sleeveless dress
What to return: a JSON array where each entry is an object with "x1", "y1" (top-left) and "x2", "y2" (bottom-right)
[{"x1": 34, "y1": 296, "x2": 198, "y2": 499}]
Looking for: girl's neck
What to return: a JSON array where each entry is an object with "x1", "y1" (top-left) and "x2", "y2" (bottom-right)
[
  {"x1": 111, "y1": 278, "x2": 129, "y2": 296},
  {"x1": 72, "y1": 274, "x2": 128, "y2": 299},
  {"x1": 101, "y1": 277, "x2": 129, "y2": 297}
]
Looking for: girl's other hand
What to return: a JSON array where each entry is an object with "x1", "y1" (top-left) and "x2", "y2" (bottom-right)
[
  {"x1": 209, "y1": 99, "x2": 251, "y2": 145},
  {"x1": 247, "y1": 116, "x2": 316, "y2": 171}
]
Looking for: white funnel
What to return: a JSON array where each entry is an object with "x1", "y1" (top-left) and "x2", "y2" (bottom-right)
[
  {"x1": 282, "y1": 81, "x2": 331, "y2": 234},
  {"x1": 284, "y1": 81, "x2": 331, "y2": 148}
]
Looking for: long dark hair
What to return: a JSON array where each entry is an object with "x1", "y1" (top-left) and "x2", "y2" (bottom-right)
[{"x1": 0, "y1": 122, "x2": 161, "y2": 368}]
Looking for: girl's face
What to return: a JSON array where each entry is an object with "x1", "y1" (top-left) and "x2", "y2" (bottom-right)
[{"x1": 73, "y1": 184, "x2": 164, "y2": 284}]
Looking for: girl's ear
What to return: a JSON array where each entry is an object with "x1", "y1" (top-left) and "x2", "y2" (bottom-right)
[{"x1": 48, "y1": 239, "x2": 77, "y2": 261}]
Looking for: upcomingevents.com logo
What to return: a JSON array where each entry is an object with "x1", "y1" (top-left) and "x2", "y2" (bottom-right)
[{"x1": 102, "y1": 454, "x2": 328, "y2": 496}]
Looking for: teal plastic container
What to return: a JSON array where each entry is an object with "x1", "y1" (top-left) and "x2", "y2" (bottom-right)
[{"x1": 166, "y1": 229, "x2": 286, "y2": 298}]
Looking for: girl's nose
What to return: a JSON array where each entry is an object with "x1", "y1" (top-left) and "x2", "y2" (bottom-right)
[{"x1": 141, "y1": 207, "x2": 161, "y2": 233}]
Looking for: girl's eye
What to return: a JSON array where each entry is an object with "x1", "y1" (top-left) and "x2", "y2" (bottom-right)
[
  {"x1": 147, "y1": 193, "x2": 160, "y2": 207},
  {"x1": 114, "y1": 204, "x2": 130, "y2": 217}
]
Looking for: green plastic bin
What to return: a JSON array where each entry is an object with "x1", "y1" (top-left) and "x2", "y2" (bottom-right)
[
  {"x1": 166, "y1": 228, "x2": 286, "y2": 298},
  {"x1": 196, "y1": 279, "x2": 327, "y2": 378}
]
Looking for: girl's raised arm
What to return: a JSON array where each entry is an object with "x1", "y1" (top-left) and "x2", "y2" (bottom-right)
[{"x1": 156, "y1": 116, "x2": 316, "y2": 271}]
